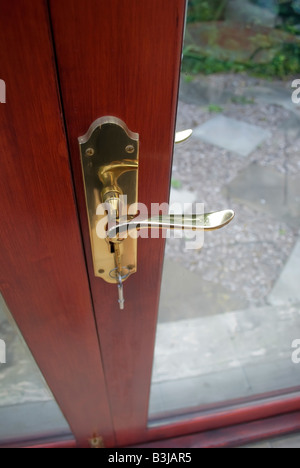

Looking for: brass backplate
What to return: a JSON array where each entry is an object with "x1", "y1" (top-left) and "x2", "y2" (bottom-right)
[{"x1": 79, "y1": 117, "x2": 139, "y2": 284}]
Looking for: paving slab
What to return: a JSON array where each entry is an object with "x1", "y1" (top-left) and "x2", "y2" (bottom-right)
[
  {"x1": 244, "y1": 359, "x2": 300, "y2": 395},
  {"x1": 148, "y1": 384, "x2": 164, "y2": 415},
  {"x1": 268, "y1": 237, "x2": 300, "y2": 306},
  {"x1": 224, "y1": 163, "x2": 300, "y2": 230},
  {"x1": 244, "y1": 85, "x2": 300, "y2": 118},
  {"x1": 0, "y1": 401, "x2": 70, "y2": 444},
  {"x1": 150, "y1": 304, "x2": 300, "y2": 415},
  {"x1": 153, "y1": 304, "x2": 300, "y2": 383},
  {"x1": 226, "y1": 0, "x2": 277, "y2": 27},
  {"x1": 271, "y1": 434, "x2": 300, "y2": 449},
  {"x1": 0, "y1": 295, "x2": 52, "y2": 407},
  {"x1": 193, "y1": 115, "x2": 271, "y2": 157},
  {"x1": 150, "y1": 367, "x2": 250, "y2": 416},
  {"x1": 158, "y1": 260, "x2": 247, "y2": 322},
  {"x1": 169, "y1": 188, "x2": 196, "y2": 210}
]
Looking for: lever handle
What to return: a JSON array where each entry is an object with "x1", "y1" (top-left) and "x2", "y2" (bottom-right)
[
  {"x1": 98, "y1": 160, "x2": 138, "y2": 201},
  {"x1": 79, "y1": 116, "x2": 234, "y2": 296},
  {"x1": 175, "y1": 129, "x2": 193, "y2": 144},
  {"x1": 108, "y1": 210, "x2": 235, "y2": 239}
]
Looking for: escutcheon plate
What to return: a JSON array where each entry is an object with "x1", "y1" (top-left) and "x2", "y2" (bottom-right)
[{"x1": 78, "y1": 117, "x2": 139, "y2": 284}]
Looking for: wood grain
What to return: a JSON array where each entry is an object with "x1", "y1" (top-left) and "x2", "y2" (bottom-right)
[
  {"x1": 0, "y1": 0, "x2": 114, "y2": 447},
  {"x1": 49, "y1": 0, "x2": 186, "y2": 446}
]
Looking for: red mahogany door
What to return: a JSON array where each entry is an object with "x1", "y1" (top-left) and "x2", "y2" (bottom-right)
[
  {"x1": 0, "y1": 0, "x2": 187, "y2": 448},
  {"x1": 49, "y1": 0, "x2": 300, "y2": 448},
  {"x1": 1, "y1": 0, "x2": 300, "y2": 449},
  {"x1": 48, "y1": 0, "x2": 187, "y2": 447},
  {"x1": 0, "y1": 0, "x2": 114, "y2": 448}
]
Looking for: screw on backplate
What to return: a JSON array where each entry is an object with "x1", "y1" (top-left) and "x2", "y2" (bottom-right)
[
  {"x1": 85, "y1": 148, "x2": 95, "y2": 157},
  {"x1": 125, "y1": 145, "x2": 135, "y2": 154},
  {"x1": 89, "y1": 436, "x2": 105, "y2": 448}
]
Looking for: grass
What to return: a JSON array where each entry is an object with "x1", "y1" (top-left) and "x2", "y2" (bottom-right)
[
  {"x1": 171, "y1": 179, "x2": 183, "y2": 189},
  {"x1": 208, "y1": 104, "x2": 224, "y2": 113},
  {"x1": 231, "y1": 96, "x2": 255, "y2": 105},
  {"x1": 182, "y1": 43, "x2": 300, "y2": 79}
]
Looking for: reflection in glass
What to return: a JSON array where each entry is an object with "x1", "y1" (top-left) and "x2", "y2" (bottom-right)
[
  {"x1": 0, "y1": 294, "x2": 71, "y2": 445},
  {"x1": 149, "y1": 0, "x2": 300, "y2": 418}
]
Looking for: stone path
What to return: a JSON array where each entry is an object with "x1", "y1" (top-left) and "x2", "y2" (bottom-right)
[
  {"x1": 0, "y1": 295, "x2": 52, "y2": 407},
  {"x1": 193, "y1": 115, "x2": 271, "y2": 157},
  {"x1": 268, "y1": 235, "x2": 300, "y2": 306},
  {"x1": 0, "y1": 295, "x2": 70, "y2": 442},
  {"x1": 158, "y1": 260, "x2": 247, "y2": 322},
  {"x1": 0, "y1": 401, "x2": 70, "y2": 445},
  {"x1": 225, "y1": 163, "x2": 300, "y2": 230},
  {"x1": 150, "y1": 72, "x2": 300, "y2": 418},
  {"x1": 150, "y1": 298, "x2": 300, "y2": 415}
]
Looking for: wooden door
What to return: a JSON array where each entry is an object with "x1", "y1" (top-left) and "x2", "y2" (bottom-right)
[
  {"x1": 0, "y1": 0, "x2": 115, "y2": 448},
  {"x1": 0, "y1": 0, "x2": 187, "y2": 448},
  {"x1": 49, "y1": 0, "x2": 300, "y2": 448},
  {"x1": 48, "y1": 0, "x2": 187, "y2": 447}
]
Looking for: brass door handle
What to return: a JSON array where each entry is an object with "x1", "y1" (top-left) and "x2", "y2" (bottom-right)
[
  {"x1": 175, "y1": 129, "x2": 193, "y2": 144},
  {"x1": 98, "y1": 160, "x2": 138, "y2": 204},
  {"x1": 107, "y1": 211, "x2": 234, "y2": 240},
  {"x1": 79, "y1": 117, "x2": 234, "y2": 310}
]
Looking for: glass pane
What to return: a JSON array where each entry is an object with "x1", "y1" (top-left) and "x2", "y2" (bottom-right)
[
  {"x1": 149, "y1": 0, "x2": 300, "y2": 419},
  {"x1": 0, "y1": 294, "x2": 71, "y2": 445}
]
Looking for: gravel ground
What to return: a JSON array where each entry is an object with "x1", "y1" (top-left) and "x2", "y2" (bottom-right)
[{"x1": 165, "y1": 73, "x2": 300, "y2": 307}]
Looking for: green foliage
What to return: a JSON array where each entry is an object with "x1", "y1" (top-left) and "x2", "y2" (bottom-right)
[
  {"x1": 187, "y1": 0, "x2": 227, "y2": 22},
  {"x1": 183, "y1": 74, "x2": 195, "y2": 83},
  {"x1": 182, "y1": 42, "x2": 300, "y2": 79},
  {"x1": 231, "y1": 96, "x2": 255, "y2": 104},
  {"x1": 184, "y1": 0, "x2": 300, "y2": 79},
  {"x1": 252, "y1": 43, "x2": 300, "y2": 77},
  {"x1": 171, "y1": 179, "x2": 182, "y2": 189},
  {"x1": 182, "y1": 47, "x2": 247, "y2": 75},
  {"x1": 208, "y1": 104, "x2": 224, "y2": 112},
  {"x1": 277, "y1": 0, "x2": 300, "y2": 26}
]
